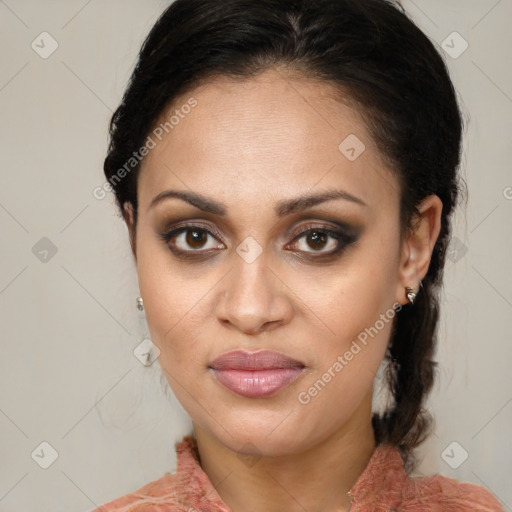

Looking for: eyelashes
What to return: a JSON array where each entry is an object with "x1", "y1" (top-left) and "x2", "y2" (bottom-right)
[{"x1": 158, "y1": 222, "x2": 360, "y2": 261}]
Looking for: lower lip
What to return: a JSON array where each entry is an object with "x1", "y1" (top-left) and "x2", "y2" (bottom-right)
[{"x1": 210, "y1": 368, "x2": 304, "y2": 398}]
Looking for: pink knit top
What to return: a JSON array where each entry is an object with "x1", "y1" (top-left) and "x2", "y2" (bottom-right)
[{"x1": 93, "y1": 435, "x2": 504, "y2": 511}]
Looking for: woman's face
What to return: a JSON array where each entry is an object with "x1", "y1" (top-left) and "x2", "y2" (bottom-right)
[{"x1": 126, "y1": 69, "x2": 416, "y2": 456}]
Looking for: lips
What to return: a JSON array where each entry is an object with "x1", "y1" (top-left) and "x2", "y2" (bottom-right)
[
  {"x1": 210, "y1": 349, "x2": 305, "y2": 371},
  {"x1": 209, "y1": 349, "x2": 306, "y2": 398}
]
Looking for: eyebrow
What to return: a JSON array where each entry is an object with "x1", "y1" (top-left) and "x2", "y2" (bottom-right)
[{"x1": 148, "y1": 188, "x2": 367, "y2": 217}]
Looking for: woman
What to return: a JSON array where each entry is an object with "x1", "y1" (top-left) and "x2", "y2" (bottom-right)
[{"x1": 94, "y1": 0, "x2": 505, "y2": 510}]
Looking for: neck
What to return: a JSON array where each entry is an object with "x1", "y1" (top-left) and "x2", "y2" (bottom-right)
[{"x1": 193, "y1": 393, "x2": 377, "y2": 512}]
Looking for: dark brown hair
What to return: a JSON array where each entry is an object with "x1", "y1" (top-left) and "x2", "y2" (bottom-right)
[{"x1": 103, "y1": 0, "x2": 465, "y2": 473}]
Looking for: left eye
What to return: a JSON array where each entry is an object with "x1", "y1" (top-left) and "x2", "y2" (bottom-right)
[{"x1": 288, "y1": 228, "x2": 346, "y2": 254}]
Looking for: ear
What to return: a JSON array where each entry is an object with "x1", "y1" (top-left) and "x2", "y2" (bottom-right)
[
  {"x1": 395, "y1": 194, "x2": 443, "y2": 306},
  {"x1": 122, "y1": 201, "x2": 137, "y2": 259}
]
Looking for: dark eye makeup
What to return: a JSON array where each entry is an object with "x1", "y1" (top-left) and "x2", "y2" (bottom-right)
[{"x1": 158, "y1": 219, "x2": 362, "y2": 262}]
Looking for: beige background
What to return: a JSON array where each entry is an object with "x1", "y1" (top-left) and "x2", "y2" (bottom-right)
[{"x1": 0, "y1": 1, "x2": 511, "y2": 511}]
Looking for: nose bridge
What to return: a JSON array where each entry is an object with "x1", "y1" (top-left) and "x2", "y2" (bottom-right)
[
  {"x1": 217, "y1": 236, "x2": 286, "y2": 332},
  {"x1": 230, "y1": 236, "x2": 273, "y2": 300}
]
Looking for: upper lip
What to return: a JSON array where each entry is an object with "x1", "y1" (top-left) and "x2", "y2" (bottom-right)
[{"x1": 209, "y1": 349, "x2": 306, "y2": 371}]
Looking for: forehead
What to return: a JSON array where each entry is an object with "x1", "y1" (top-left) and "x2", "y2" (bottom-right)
[{"x1": 138, "y1": 69, "x2": 399, "y2": 214}]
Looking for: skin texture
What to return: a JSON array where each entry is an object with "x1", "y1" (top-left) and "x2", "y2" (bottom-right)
[{"x1": 123, "y1": 68, "x2": 442, "y2": 512}]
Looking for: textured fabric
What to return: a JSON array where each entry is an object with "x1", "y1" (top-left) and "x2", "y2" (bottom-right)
[{"x1": 92, "y1": 435, "x2": 505, "y2": 512}]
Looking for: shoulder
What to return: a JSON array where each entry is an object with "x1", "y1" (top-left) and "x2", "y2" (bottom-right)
[
  {"x1": 87, "y1": 435, "x2": 228, "y2": 512},
  {"x1": 401, "y1": 473, "x2": 505, "y2": 511},
  {"x1": 88, "y1": 472, "x2": 182, "y2": 512},
  {"x1": 88, "y1": 435, "x2": 205, "y2": 511}
]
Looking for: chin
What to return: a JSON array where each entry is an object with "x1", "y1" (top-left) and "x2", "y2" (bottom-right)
[{"x1": 197, "y1": 407, "x2": 327, "y2": 457}]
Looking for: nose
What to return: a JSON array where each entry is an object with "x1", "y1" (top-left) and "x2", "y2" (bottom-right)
[{"x1": 215, "y1": 247, "x2": 293, "y2": 335}]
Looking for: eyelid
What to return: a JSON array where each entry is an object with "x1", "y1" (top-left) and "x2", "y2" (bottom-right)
[
  {"x1": 160, "y1": 218, "x2": 355, "y2": 243},
  {"x1": 161, "y1": 221, "x2": 225, "y2": 242},
  {"x1": 287, "y1": 220, "x2": 357, "y2": 240}
]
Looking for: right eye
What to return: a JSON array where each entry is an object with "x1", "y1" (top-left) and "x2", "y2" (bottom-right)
[{"x1": 159, "y1": 225, "x2": 225, "y2": 257}]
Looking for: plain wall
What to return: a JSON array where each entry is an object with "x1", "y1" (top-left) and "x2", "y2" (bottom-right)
[{"x1": 0, "y1": 1, "x2": 510, "y2": 511}]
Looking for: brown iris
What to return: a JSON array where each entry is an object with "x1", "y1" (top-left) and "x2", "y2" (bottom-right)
[
  {"x1": 306, "y1": 231, "x2": 328, "y2": 251},
  {"x1": 186, "y1": 229, "x2": 208, "y2": 249}
]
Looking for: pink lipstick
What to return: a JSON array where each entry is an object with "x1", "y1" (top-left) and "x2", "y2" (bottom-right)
[{"x1": 209, "y1": 349, "x2": 306, "y2": 398}]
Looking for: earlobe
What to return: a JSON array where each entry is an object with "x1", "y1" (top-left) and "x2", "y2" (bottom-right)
[{"x1": 395, "y1": 194, "x2": 443, "y2": 304}]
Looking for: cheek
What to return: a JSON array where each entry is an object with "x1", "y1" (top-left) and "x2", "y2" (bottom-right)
[
  {"x1": 142, "y1": 284, "x2": 208, "y2": 368},
  {"x1": 300, "y1": 246, "x2": 398, "y2": 346},
  {"x1": 135, "y1": 236, "x2": 208, "y2": 362},
  {"x1": 296, "y1": 307, "x2": 395, "y2": 431},
  {"x1": 294, "y1": 235, "x2": 399, "y2": 396}
]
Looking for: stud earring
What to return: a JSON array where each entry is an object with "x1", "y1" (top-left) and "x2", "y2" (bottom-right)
[
  {"x1": 405, "y1": 287, "x2": 416, "y2": 304},
  {"x1": 405, "y1": 282, "x2": 422, "y2": 304},
  {"x1": 136, "y1": 296, "x2": 144, "y2": 311}
]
